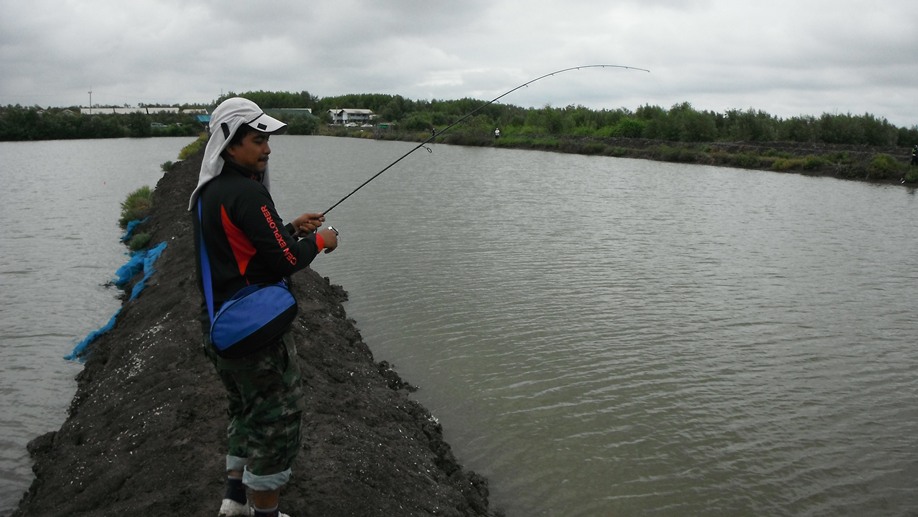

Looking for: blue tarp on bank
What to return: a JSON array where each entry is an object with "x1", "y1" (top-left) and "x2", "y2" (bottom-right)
[
  {"x1": 65, "y1": 241, "x2": 168, "y2": 361},
  {"x1": 120, "y1": 217, "x2": 149, "y2": 242}
]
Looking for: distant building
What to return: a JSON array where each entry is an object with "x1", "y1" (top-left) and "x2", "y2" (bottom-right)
[
  {"x1": 79, "y1": 106, "x2": 205, "y2": 115},
  {"x1": 196, "y1": 114, "x2": 211, "y2": 131},
  {"x1": 268, "y1": 108, "x2": 313, "y2": 117},
  {"x1": 327, "y1": 108, "x2": 375, "y2": 125}
]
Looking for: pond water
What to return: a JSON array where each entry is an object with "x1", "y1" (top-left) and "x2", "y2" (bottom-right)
[{"x1": 2, "y1": 135, "x2": 917, "y2": 516}]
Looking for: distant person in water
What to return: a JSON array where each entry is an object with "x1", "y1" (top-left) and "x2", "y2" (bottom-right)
[
  {"x1": 189, "y1": 97, "x2": 340, "y2": 517},
  {"x1": 911, "y1": 144, "x2": 917, "y2": 166},
  {"x1": 494, "y1": 127, "x2": 501, "y2": 139}
]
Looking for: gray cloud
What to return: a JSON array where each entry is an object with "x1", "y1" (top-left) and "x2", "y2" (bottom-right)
[{"x1": 2, "y1": 0, "x2": 916, "y2": 127}]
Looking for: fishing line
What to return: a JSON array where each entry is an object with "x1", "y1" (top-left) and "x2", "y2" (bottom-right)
[{"x1": 321, "y1": 64, "x2": 650, "y2": 215}]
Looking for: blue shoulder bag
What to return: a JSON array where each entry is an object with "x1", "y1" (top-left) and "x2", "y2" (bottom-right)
[{"x1": 197, "y1": 199, "x2": 298, "y2": 358}]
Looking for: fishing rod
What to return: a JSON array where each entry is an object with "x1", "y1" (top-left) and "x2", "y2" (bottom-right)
[{"x1": 321, "y1": 63, "x2": 649, "y2": 215}]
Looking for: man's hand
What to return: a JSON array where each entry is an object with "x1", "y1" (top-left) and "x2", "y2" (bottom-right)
[
  {"x1": 317, "y1": 226, "x2": 339, "y2": 253},
  {"x1": 292, "y1": 213, "x2": 325, "y2": 236}
]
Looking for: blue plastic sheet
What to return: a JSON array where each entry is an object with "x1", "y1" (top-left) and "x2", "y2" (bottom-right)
[
  {"x1": 64, "y1": 309, "x2": 121, "y2": 361},
  {"x1": 129, "y1": 242, "x2": 167, "y2": 301},
  {"x1": 66, "y1": 241, "x2": 167, "y2": 361},
  {"x1": 114, "y1": 252, "x2": 145, "y2": 287},
  {"x1": 120, "y1": 217, "x2": 149, "y2": 242}
]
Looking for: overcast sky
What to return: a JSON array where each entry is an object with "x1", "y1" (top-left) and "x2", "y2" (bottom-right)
[{"x1": 2, "y1": 0, "x2": 916, "y2": 127}]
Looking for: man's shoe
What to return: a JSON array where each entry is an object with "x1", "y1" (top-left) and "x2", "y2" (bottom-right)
[{"x1": 218, "y1": 498, "x2": 253, "y2": 517}]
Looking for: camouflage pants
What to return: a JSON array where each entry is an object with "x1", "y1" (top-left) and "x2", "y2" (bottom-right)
[{"x1": 204, "y1": 330, "x2": 305, "y2": 490}]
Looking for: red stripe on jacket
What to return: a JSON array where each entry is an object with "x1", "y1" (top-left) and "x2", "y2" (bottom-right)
[{"x1": 220, "y1": 205, "x2": 256, "y2": 277}]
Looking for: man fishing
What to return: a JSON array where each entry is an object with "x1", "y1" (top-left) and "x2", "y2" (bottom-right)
[{"x1": 189, "y1": 97, "x2": 339, "y2": 517}]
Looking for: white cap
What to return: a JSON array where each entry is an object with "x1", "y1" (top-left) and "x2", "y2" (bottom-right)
[
  {"x1": 188, "y1": 98, "x2": 287, "y2": 210},
  {"x1": 211, "y1": 97, "x2": 288, "y2": 136}
]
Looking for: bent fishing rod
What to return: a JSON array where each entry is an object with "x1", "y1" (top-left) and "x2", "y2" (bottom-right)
[{"x1": 321, "y1": 64, "x2": 649, "y2": 215}]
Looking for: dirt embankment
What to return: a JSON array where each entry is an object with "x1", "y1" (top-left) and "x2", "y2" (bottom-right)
[{"x1": 13, "y1": 151, "x2": 497, "y2": 517}]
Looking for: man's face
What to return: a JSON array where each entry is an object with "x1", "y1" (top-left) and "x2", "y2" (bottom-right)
[{"x1": 226, "y1": 130, "x2": 271, "y2": 172}]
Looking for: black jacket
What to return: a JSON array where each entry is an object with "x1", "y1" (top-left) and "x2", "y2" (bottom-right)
[{"x1": 193, "y1": 161, "x2": 322, "y2": 310}]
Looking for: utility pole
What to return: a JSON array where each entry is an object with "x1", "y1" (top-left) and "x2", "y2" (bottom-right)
[{"x1": 88, "y1": 88, "x2": 92, "y2": 115}]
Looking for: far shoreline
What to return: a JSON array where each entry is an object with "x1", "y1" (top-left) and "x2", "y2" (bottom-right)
[{"x1": 321, "y1": 127, "x2": 918, "y2": 187}]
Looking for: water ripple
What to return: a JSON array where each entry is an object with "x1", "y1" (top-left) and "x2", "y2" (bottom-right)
[{"x1": 287, "y1": 139, "x2": 918, "y2": 516}]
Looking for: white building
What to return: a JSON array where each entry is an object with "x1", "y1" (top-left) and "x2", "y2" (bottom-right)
[{"x1": 327, "y1": 108, "x2": 375, "y2": 125}]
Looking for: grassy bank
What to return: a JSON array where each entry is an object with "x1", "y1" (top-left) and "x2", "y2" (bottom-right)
[{"x1": 318, "y1": 125, "x2": 918, "y2": 185}]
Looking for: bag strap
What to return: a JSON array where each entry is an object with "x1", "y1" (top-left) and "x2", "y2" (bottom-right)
[{"x1": 196, "y1": 198, "x2": 216, "y2": 323}]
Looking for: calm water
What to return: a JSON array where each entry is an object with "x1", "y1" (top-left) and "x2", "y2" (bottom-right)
[
  {"x1": 0, "y1": 138, "x2": 194, "y2": 514},
  {"x1": 2, "y1": 136, "x2": 917, "y2": 516}
]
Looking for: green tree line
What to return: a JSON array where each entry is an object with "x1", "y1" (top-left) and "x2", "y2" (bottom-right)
[
  {"x1": 221, "y1": 91, "x2": 917, "y2": 147},
  {"x1": 3, "y1": 92, "x2": 917, "y2": 147},
  {"x1": 0, "y1": 106, "x2": 202, "y2": 140}
]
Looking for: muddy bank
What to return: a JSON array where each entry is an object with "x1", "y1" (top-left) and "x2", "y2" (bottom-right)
[{"x1": 13, "y1": 150, "x2": 496, "y2": 517}]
